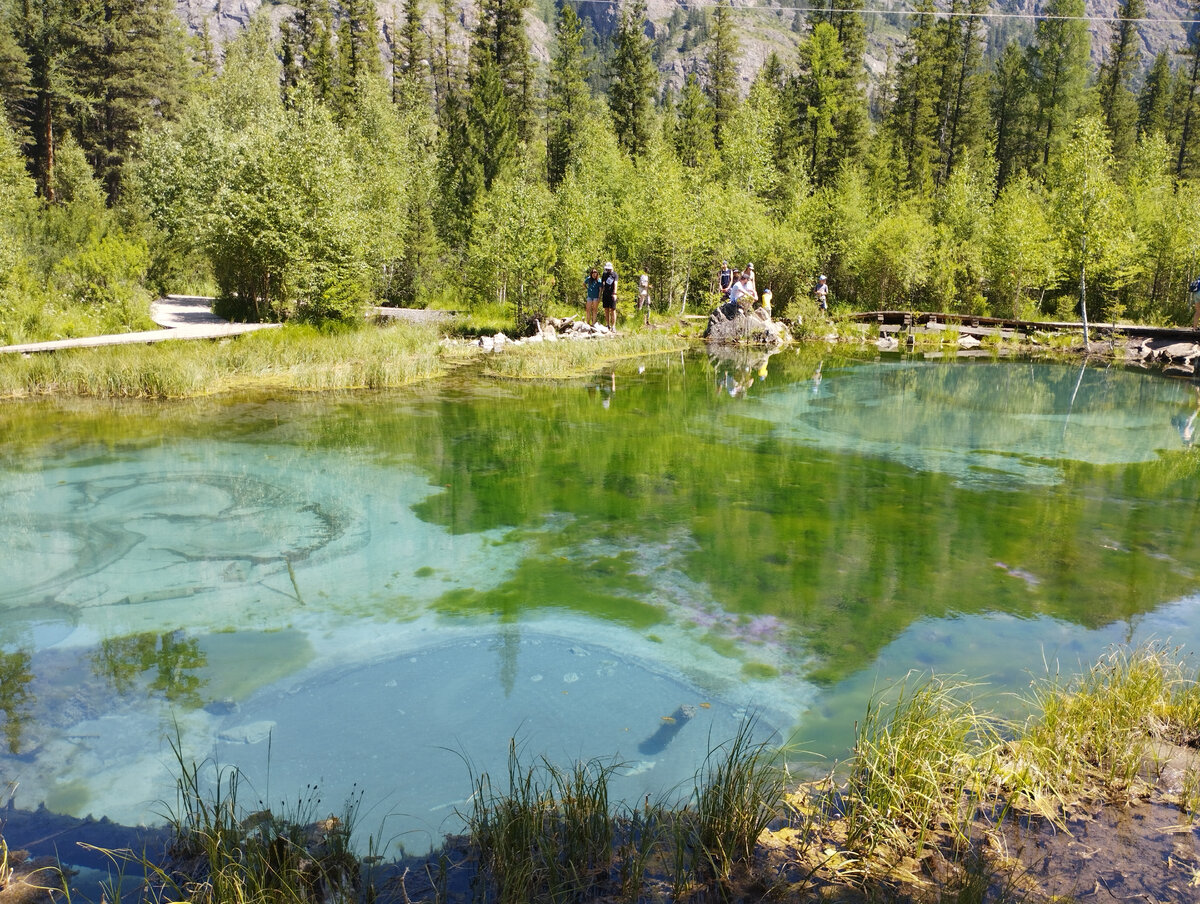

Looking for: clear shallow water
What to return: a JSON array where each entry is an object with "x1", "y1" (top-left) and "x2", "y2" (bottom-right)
[{"x1": 2, "y1": 351, "x2": 1199, "y2": 854}]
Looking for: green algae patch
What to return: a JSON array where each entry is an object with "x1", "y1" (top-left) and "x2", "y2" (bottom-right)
[
  {"x1": 414, "y1": 566, "x2": 436, "y2": 578},
  {"x1": 742, "y1": 662, "x2": 780, "y2": 680}
]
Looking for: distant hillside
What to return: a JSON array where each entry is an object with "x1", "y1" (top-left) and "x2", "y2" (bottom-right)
[{"x1": 173, "y1": 0, "x2": 1197, "y2": 97}]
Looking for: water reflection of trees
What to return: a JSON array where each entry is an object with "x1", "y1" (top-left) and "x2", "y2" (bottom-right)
[
  {"x1": 93, "y1": 631, "x2": 207, "y2": 707},
  {"x1": 0, "y1": 650, "x2": 33, "y2": 754},
  {"x1": 399, "y1": 355, "x2": 1200, "y2": 684}
]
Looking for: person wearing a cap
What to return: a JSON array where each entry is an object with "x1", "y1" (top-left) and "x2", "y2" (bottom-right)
[
  {"x1": 745, "y1": 263, "x2": 756, "y2": 296},
  {"x1": 600, "y1": 262, "x2": 619, "y2": 330},
  {"x1": 815, "y1": 274, "x2": 829, "y2": 311},
  {"x1": 718, "y1": 261, "x2": 733, "y2": 299}
]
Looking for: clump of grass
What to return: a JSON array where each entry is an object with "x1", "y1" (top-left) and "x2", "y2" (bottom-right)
[
  {"x1": 154, "y1": 735, "x2": 362, "y2": 904},
  {"x1": 480, "y1": 331, "x2": 690, "y2": 380},
  {"x1": 464, "y1": 723, "x2": 784, "y2": 903},
  {"x1": 691, "y1": 717, "x2": 786, "y2": 884},
  {"x1": 464, "y1": 741, "x2": 624, "y2": 904},
  {"x1": 840, "y1": 674, "x2": 1001, "y2": 861},
  {"x1": 1008, "y1": 643, "x2": 1200, "y2": 806}
]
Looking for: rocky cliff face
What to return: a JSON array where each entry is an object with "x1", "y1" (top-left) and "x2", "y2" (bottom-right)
[{"x1": 172, "y1": 0, "x2": 1195, "y2": 96}]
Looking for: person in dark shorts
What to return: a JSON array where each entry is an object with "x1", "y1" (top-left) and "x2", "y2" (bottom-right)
[{"x1": 600, "y1": 262, "x2": 618, "y2": 330}]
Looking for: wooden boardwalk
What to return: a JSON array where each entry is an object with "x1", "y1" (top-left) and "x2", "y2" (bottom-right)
[
  {"x1": 0, "y1": 296, "x2": 279, "y2": 355},
  {"x1": 850, "y1": 310, "x2": 1200, "y2": 342}
]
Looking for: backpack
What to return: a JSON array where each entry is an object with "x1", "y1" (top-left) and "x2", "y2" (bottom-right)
[{"x1": 1190, "y1": 278, "x2": 1200, "y2": 294}]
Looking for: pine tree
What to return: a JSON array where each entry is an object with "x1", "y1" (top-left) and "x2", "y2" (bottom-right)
[
  {"x1": 1025, "y1": 0, "x2": 1089, "y2": 176},
  {"x1": 608, "y1": 0, "x2": 657, "y2": 156},
  {"x1": 1096, "y1": 0, "x2": 1144, "y2": 164},
  {"x1": 13, "y1": 0, "x2": 79, "y2": 199},
  {"x1": 705, "y1": 0, "x2": 739, "y2": 149},
  {"x1": 1176, "y1": 16, "x2": 1200, "y2": 178},
  {"x1": 886, "y1": 0, "x2": 941, "y2": 195},
  {"x1": 1137, "y1": 50, "x2": 1171, "y2": 140},
  {"x1": 392, "y1": 0, "x2": 431, "y2": 110},
  {"x1": 289, "y1": 0, "x2": 337, "y2": 106},
  {"x1": 0, "y1": 1, "x2": 30, "y2": 130},
  {"x1": 991, "y1": 40, "x2": 1033, "y2": 189},
  {"x1": 468, "y1": 56, "x2": 517, "y2": 192},
  {"x1": 827, "y1": 0, "x2": 868, "y2": 168},
  {"x1": 433, "y1": 0, "x2": 460, "y2": 115},
  {"x1": 398, "y1": 0, "x2": 427, "y2": 77},
  {"x1": 471, "y1": 0, "x2": 533, "y2": 139},
  {"x1": 795, "y1": 22, "x2": 846, "y2": 186},
  {"x1": 546, "y1": 4, "x2": 591, "y2": 188},
  {"x1": 674, "y1": 71, "x2": 716, "y2": 169},
  {"x1": 933, "y1": 0, "x2": 988, "y2": 183},
  {"x1": 338, "y1": 0, "x2": 382, "y2": 111}
]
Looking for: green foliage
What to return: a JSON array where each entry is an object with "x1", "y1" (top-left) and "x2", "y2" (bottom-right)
[
  {"x1": 467, "y1": 163, "x2": 556, "y2": 327},
  {"x1": 984, "y1": 175, "x2": 1056, "y2": 318},
  {"x1": 1048, "y1": 115, "x2": 1137, "y2": 320}
]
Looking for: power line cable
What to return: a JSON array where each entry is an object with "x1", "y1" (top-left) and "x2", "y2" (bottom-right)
[{"x1": 565, "y1": 0, "x2": 1200, "y2": 27}]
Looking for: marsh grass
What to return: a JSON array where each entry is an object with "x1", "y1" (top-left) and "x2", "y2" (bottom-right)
[
  {"x1": 150, "y1": 735, "x2": 362, "y2": 904},
  {"x1": 691, "y1": 718, "x2": 786, "y2": 883},
  {"x1": 480, "y1": 331, "x2": 690, "y2": 379},
  {"x1": 463, "y1": 724, "x2": 785, "y2": 903},
  {"x1": 0, "y1": 322, "x2": 447, "y2": 399},
  {"x1": 841, "y1": 674, "x2": 1001, "y2": 861},
  {"x1": 463, "y1": 741, "x2": 624, "y2": 904},
  {"x1": 1009, "y1": 643, "x2": 1200, "y2": 806}
]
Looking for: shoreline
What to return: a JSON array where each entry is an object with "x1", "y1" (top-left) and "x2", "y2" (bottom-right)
[{"x1": 4, "y1": 653, "x2": 1198, "y2": 904}]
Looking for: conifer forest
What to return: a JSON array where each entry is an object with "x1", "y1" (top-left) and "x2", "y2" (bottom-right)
[{"x1": 2, "y1": 0, "x2": 1200, "y2": 343}]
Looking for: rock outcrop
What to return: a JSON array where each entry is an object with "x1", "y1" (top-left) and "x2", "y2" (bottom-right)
[{"x1": 703, "y1": 301, "x2": 791, "y2": 346}]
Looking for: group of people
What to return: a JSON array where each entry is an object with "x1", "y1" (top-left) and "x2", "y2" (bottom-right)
[
  {"x1": 719, "y1": 261, "x2": 827, "y2": 313},
  {"x1": 585, "y1": 260, "x2": 832, "y2": 326},
  {"x1": 718, "y1": 261, "x2": 762, "y2": 310},
  {"x1": 584, "y1": 263, "x2": 653, "y2": 330}
]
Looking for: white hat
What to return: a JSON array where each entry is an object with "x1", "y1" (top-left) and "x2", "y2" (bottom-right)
[
  {"x1": 604, "y1": 262, "x2": 613, "y2": 270},
  {"x1": 819, "y1": 274, "x2": 827, "y2": 280}
]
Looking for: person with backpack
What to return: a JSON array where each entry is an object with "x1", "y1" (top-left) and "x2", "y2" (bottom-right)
[{"x1": 1190, "y1": 276, "x2": 1200, "y2": 330}]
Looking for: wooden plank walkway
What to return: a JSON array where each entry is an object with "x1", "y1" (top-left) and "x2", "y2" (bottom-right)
[
  {"x1": 0, "y1": 296, "x2": 278, "y2": 355},
  {"x1": 851, "y1": 310, "x2": 1200, "y2": 342}
]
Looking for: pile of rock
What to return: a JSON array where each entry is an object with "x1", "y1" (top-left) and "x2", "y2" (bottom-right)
[
  {"x1": 438, "y1": 318, "x2": 617, "y2": 352},
  {"x1": 703, "y1": 302, "x2": 791, "y2": 346},
  {"x1": 1127, "y1": 339, "x2": 1200, "y2": 374}
]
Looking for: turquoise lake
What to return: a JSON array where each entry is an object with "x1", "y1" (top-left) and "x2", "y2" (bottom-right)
[{"x1": 2, "y1": 349, "x2": 1199, "y2": 853}]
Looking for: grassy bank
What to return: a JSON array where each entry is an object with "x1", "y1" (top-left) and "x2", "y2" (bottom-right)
[
  {"x1": 0, "y1": 319, "x2": 698, "y2": 399},
  {"x1": 10, "y1": 643, "x2": 1194, "y2": 904},
  {"x1": 0, "y1": 322, "x2": 450, "y2": 399},
  {"x1": 480, "y1": 329, "x2": 691, "y2": 379}
]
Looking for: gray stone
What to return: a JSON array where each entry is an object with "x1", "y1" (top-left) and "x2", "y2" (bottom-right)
[{"x1": 703, "y1": 302, "x2": 791, "y2": 346}]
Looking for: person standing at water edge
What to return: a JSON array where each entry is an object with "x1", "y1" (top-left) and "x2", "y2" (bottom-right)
[
  {"x1": 584, "y1": 268, "x2": 602, "y2": 326},
  {"x1": 601, "y1": 262, "x2": 618, "y2": 330},
  {"x1": 1190, "y1": 275, "x2": 1200, "y2": 330},
  {"x1": 718, "y1": 261, "x2": 733, "y2": 299},
  {"x1": 815, "y1": 274, "x2": 829, "y2": 312},
  {"x1": 637, "y1": 271, "x2": 651, "y2": 325}
]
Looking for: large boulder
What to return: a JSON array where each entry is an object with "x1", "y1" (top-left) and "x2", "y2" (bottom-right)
[{"x1": 703, "y1": 301, "x2": 791, "y2": 346}]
